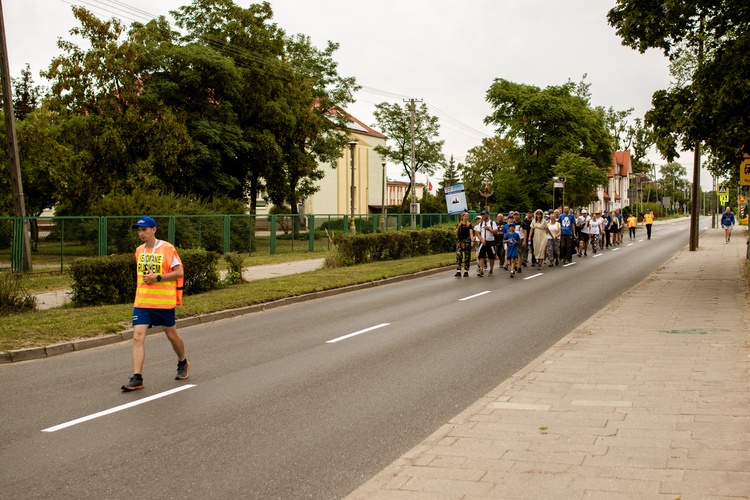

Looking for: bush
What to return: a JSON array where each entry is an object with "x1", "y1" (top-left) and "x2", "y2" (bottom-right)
[
  {"x1": 318, "y1": 217, "x2": 377, "y2": 234},
  {"x1": 0, "y1": 272, "x2": 36, "y2": 315},
  {"x1": 69, "y1": 248, "x2": 221, "y2": 306},
  {"x1": 223, "y1": 252, "x2": 245, "y2": 285},
  {"x1": 332, "y1": 227, "x2": 455, "y2": 265},
  {"x1": 69, "y1": 254, "x2": 135, "y2": 307}
]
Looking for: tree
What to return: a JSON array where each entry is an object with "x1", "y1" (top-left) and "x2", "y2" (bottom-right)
[
  {"x1": 607, "y1": 0, "x2": 750, "y2": 178},
  {"x1": 373, "y1": 101, "x2": 444, "y2": 212},
  {"x1": 458, "y1": 136, "x2": 515, "y2": 210},
  {"x1": 602, "y1": 106, "x2": 654, "y2": 174},
  {"x1": 41, "y1": 8, "x2": 191, "y2": 213},
  {"x1": 10, "y1": 64, "x2": 45, "y2": 121},
  {"x1": 442, "y1": 154, "x2": 460, "y2": 188},
  {"x1": 484, "y1": 78, "x2": 613, "y2": 209},
  {"x1": 553, "y1": 152, "x2": 609, "y2": 209},
  {"x1": 659, "y1": 161, "x2": 689, "y2": 208},
  {"x1": 173, "y1": 1, "x2": 358, "y2": 215}
]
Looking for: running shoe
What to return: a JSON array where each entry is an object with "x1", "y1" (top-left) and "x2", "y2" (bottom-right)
[
  {"x1": 455, "y1": 271, "x2": 461, "y2": 277},
  {"x1": 121, "y1": 374, "x2": 144, "y2": 392},
  {"x1": 463, "y1": 272, "x2": 469, "y2": 278},
  {"x1": 176, "y1": 360, "x2": 190, "y2": 381}
]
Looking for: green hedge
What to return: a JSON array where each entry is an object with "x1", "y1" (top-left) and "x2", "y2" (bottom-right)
[
  {"x1": 69, "y1": 248, "x2": 221, "y2": 307},
  {"x1": 333, "y1": 227, "x2": 455, "y2": 265}
]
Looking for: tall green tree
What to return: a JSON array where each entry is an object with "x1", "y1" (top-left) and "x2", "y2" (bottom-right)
[
  {"x1": 608, "y1": 0, "x2": 750, "y2": 179},
  {"x1": 373, "y1": 101, "x2": 444, "y2": 212},
  {"x1": 173, "y1": 0, "x2": 358, "y2": 215},
  {"x1": 553, "y1": 152, "x2": 609, "y2": 209},
  {"x1": 10, "y1": 64, "x2": 45, "y2": 121},
  {"x1": 602, "y1": 106, "x2": 654, "y2": 174},
  {"x1": 458, "y1": 136, "x2": 515, "y2": 211},
  {"x1": 42, "y1": 7, "x2": 190, "y2": 213},
  {"x1": 484, "y1": 78, "x2": 613, "y2": 209}
]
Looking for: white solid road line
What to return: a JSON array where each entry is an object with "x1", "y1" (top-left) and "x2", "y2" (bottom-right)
[
  {"x1": 326, "y1": 323, "x2": 390, "y2": 344},
  {"x1": 459, "y1": 291, "x2": 491, "y2": 302},
  {"x1": 42, "y1": 385, "x2": 197, "y2": 433}
]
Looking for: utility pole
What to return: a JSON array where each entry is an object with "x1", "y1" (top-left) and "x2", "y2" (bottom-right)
[
  {"x1": 0, "y1": 0, "x2": 32, "y2": 272},
  {"x1": 404, "y1": 98, "x2": 422, "y2": 228}
]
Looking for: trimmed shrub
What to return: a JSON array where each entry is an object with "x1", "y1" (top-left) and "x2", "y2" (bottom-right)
[
  {"x1": 332, "y1": 227, "x2": 455, "y2": 265},
  {"x1": 69, "y1": 248, "x2": 221, "y2": 306},
  {"x1": 69, "y1": 254, "x2": 134, "y2": 307}
]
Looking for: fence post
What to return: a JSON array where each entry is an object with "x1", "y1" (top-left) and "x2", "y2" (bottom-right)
[
  {"x1": 248, "y1": 214, "x2": 254, "y2": 256},
  {"x1": 99, "y1": 217, "x2": 108, "y2": 256},
  {"x1": 270, "y1": 215, "x2": 276, "y2": 255},
  {"x1": 11, "y1": 217, "x2": 22, "y2": 274},
  {"x1": 223, "y1": 215, "x2": 231, "y2": 254},
  {"x1": 168, "y1": 216, "x2": 176, "y2": 244},
  {"x1": 308, "y1": 214, "x2": 315, "y2": 252}
]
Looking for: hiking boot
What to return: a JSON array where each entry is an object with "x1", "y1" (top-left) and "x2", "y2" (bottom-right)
[
  {"x1": 122, "y1": 374, "x2": 144, "y2": 392},
  {"x1": 176, "y1": 360, "x2": 190, "y2": 381},
  {"x1": 488, "y1": 270, "x2": 493, "y2": 276},
  {"x1": 454, "y1": 271, "x2": 461, "y2": 277},
  {"x1": 463, "y1": 272, "x2": 469, "y2": 278}
]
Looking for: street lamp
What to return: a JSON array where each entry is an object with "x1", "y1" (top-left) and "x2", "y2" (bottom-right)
[
  {"x1": 348, "y1": 141, "x2": 357, "y2": 235},
  {"x1": 380, "y1": 161, "x2": 387, "y2": 232}
]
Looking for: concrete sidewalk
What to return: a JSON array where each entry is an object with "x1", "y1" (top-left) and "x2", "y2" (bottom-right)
[{"x1": 349, "y1": 228, "x2": 750, "y2": 499}]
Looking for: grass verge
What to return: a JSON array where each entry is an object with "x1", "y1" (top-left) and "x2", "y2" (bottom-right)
[{"x1": 1, "y1": 253, "x2": 453, "y2": 352}]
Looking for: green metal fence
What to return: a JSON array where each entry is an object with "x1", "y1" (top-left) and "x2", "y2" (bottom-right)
[{"x1": 1, "y1": 212, "x2": 457, "y2": 274}]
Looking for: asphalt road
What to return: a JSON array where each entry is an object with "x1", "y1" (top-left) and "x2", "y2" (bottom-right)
[{"x1": 0, "y1": 218, "x2": 700, "y2": 499}]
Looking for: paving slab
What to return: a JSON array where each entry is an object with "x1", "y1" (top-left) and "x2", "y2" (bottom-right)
[{"x1": 348, "y1": 227, "x2": 750, "y2": 499}]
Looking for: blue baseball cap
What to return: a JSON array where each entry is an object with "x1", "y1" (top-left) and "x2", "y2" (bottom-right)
[
  {"x1": 481, "y1": 210, "x2": 489, "y2": 215},
  {"x1": 132, "y1": 216, "x2": 157, "y2": 229}
]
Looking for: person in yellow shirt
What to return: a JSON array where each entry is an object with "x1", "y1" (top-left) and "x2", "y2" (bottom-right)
[
  {"x1": 122, "y1": 216, "x2": 189, "y2": 392},
  {"x1": 627, "y1": 213, "x2": 637, "y2": 240},
  {"x1": 643, "y1": 210, "x2": 654, "y2": 239}
]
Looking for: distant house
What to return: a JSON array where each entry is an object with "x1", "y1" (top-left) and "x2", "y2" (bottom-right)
[
  {"x1": 385, "y1": 179, "x2": 425, "y2": 207},
  {"x1": 254, "y1": 109, "x2": 388, "y2": 218},
  {"x1": 592, "y1": 151, "x2": 632, "y2": 212},
  {"x1": 300, "y1": 110, "x2": 388, "y2": 216}
]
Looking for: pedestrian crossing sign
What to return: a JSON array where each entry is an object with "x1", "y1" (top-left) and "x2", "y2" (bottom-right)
[{"x1": 717, "y1": 184, "x2": 727, "y2": 195}]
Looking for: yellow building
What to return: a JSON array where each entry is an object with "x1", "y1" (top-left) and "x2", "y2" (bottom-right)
[{"x1": 302, "y1": 110, "x2": 388, "y2": 216}]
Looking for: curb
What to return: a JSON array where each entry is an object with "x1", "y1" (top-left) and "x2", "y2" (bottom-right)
[{"x1": 0, "y1": 265, "x2": 453, "y2": 364}]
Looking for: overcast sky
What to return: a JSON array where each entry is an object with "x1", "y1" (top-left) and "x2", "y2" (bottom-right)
[{"x1": 3, "y1": 0, "x2": 714, "y2": 189}]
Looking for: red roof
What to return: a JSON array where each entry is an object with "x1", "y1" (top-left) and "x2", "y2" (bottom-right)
[{"x1": 610, "y1": 150, "x2": 631, "y2": 177}]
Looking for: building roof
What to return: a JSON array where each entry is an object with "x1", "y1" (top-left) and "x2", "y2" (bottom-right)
[
  {"x1": 610, "y1": 150, "x2": 631, "y2": 177},
  {"x1": 327, "y1": 105, "x2": 386, "y2": 139}
]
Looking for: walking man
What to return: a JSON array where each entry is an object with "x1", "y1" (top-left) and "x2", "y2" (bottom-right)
[
  {"x1": 721, "y1": 206, "x2": 736, "y2": 243},
  {"x1": 476, "y1": 210, "x2": 498, "y2": 276},
  {"x1": 122, "y1": 216, "x2": 189, "y2": 391},
  {"x1": 559, "y1": 206, "x2": 577, "y2": 264}
]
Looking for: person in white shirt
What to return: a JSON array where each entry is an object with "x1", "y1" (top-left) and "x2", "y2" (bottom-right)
[
  {"x1": 475, "y1": 210, "x2": 498, "y2": 277},
  {"x1": 588, "y1": 211, "x2": 603, "y2": 254},
  {"x1": 576, "y1": 209, "x2": 591, "y2": 257}
]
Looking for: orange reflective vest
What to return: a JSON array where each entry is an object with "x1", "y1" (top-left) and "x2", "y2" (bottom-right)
[
  {"x1": 627, "y1": 216, "x2": 637, "y2": 228},
  {"x1": 644, "y1": 213, "x2": 654, "y2": 224},
  {"x1": 134, "y1": 240, "x2": 183, "y2": 309}
]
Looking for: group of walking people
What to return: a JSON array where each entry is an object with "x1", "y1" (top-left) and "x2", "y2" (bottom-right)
[{"x1": 455, "y1": 206, "x2": 654, "y2": 279}]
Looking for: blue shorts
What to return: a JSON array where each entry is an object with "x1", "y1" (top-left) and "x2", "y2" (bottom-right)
[{"x1": 132, "y1": 307, "x2": 176, "y2": 328}]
